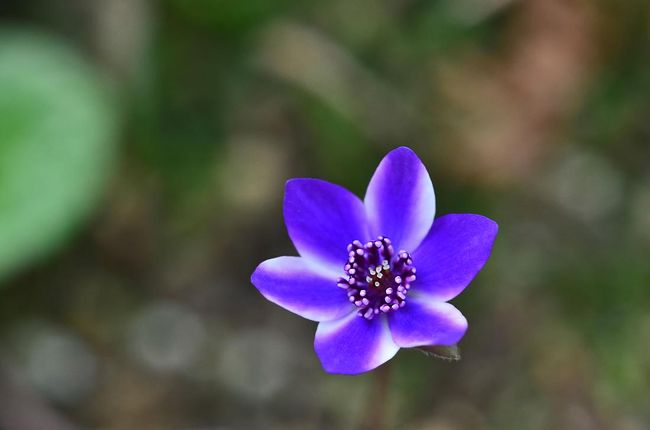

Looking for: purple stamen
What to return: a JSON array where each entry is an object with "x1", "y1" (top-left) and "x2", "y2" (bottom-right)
[{"x1": 337, "y1": 236, "x2": 416, "y2": 320}]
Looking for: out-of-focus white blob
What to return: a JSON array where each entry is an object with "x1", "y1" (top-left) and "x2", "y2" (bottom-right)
[
  {"x1": 217, "y1": 328, "x2": 297, "y2": 400},
  {"x1": 11, "y1": 322, "x2": 98, "y2": 406},
  {"x1": 629, "y1": 180, "x2": 650, "y2": 243},
  {"x1": 218, "y1": 136, "x2": 288, "y2": 213},
  {"x1": 541, "y1": 149, "x2": 623, "y2": 223},
  {"x1": 128, "y1": 301, "x2": 206, "y2": 373}
]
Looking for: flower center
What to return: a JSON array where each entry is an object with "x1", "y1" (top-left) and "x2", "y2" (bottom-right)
[{"x1": 337, "y1": 236, "x2": 416, "y2": 320}]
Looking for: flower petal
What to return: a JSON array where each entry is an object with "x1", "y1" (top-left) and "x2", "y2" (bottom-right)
[
  {"x1": 251, "y1": 257, "x2": 352, "y2": 322},
  {"x1": 364, "y1": 147, "x2": 436, "y2": 252},
  {"x1": 314, "y1": 313, "x2": 399, "y2": 374},
  {"x1": 412, "y1": 214, "x2": 498, "y2": 301},
  {"x1": 284, "y1": 179, "x2": 369, "y2": 271},
  {"x1": 388, "y1": 298, "x2": 467, "y2": 348}
]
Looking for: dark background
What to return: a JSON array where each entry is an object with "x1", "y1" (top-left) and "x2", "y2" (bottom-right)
[{"x1": 1, "y1": 0, "x2": 649, "y2": 429}]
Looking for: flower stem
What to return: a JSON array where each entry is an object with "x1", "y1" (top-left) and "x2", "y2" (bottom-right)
[{"x1": 361, "y1": 362, "x2": 393, "y2": 430}]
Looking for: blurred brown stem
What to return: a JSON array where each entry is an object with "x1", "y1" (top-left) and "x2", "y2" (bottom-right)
[{"x1": 360, "y1": 362, "x2": 392, "y2": 430}]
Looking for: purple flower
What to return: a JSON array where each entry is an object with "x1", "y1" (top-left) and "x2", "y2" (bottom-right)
[{"x1": 251, "y1": 147, "x2": 498, "y2": 375}]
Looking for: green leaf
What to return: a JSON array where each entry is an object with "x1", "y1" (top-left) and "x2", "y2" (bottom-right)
[
  {"x1": 416, "y1": 344, "x2": 461, "y2": 361},
  {"x1": 167, "y1": 0, "x2": 298, "y2": 35},
  {"x1": 0, "y1": 29, "x2": 118, "y2": 282}
]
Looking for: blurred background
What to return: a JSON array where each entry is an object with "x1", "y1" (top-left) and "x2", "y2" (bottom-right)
[{"x1": 0, "y1": 0, "x2": 649, "y2": 429}]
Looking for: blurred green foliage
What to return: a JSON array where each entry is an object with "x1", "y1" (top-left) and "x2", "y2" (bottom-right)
[
  {"x1": 167, "y1": 0, "x2": 298, "y2": 35},
  {"x1": 0, "y1": 30, "x2": 117, "y2": 282}
]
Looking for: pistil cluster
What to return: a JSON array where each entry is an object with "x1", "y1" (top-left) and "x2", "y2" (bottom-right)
[{"x1": 337, "y1": 236, "x2": 416, "y2": 320}]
